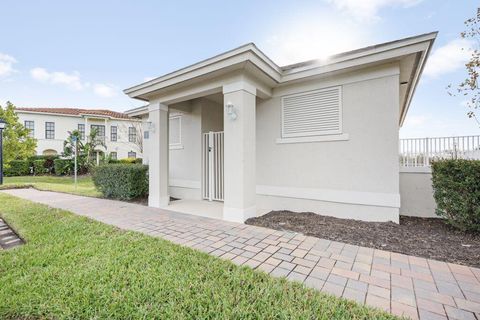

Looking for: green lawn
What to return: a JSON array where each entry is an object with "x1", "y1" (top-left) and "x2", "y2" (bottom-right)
[
  {"x1": 2, "y1": 175, "x2": 101, "y2": 197},
  {"x1": 0, "y1": 194, "x2": 397, "y2": 319}
]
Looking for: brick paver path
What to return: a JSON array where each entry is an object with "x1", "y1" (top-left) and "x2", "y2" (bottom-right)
[{"x1": 2, "y1": 189, "x2": 480, "y2": 320}]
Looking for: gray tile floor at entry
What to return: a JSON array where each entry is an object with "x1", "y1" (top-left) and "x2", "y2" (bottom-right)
[{"x1": 2, "y1": 188, "x2": 480, "y2": 320}]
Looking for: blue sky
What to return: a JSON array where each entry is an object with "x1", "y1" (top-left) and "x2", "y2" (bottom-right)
[{"x1": 0, "y1": 0, "x2": 478, "y2": 138}]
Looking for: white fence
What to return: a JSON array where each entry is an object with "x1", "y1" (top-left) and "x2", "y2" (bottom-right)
[{"x1": 400, "y1": 135, "x2": 480, "y2": 167}]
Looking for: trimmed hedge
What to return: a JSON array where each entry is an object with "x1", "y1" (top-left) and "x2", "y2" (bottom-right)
[
  {"x1": 108, "y1": 158, "x2": 143, "y2": 165},
  {"x1": 54, "y1": 159, "x2": 73, "y2": 176},
  {"x1": 92, "y1": 164, "x2": 148, "y2": 200},
  {"x1": 4, "y1": 160, "x2": 30, "y2": 176},
  {"x1": 33, "y1": 159, "x2": 48, "y2": 175},
  {"x1": 431, "y1": 159, "x2": 480, "y2": 232}
]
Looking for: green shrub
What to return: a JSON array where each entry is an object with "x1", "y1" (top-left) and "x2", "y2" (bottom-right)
[
  {"x1": 118, "y1": 157, "x2": 137, "y2": 164},
  {"x1": 28, "y1": 155, "x2": 58, "y2": 174},
  {"x1": 431, "y1": 159, "x2": 480, "y2": 232},
  {"x1": 53, "y1": 159, "x2": 73, "y2": 176},
  {"x1": 33, "y1": 159, "x2": 48, "y2": 175},
  {"x1": 92, "y1": 164, "x2": 148, "y2": 200},
  {"x1": 4, "y1": 160, "x2": 30, "y2": 176}
]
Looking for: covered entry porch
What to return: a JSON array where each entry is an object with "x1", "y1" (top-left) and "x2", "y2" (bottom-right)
[{"x1": 127, "y1": 63, "x2": 274, "y2": 222}]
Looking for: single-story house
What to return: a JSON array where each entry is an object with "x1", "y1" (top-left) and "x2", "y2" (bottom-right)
[{"x1": 124, "y1": 32, "x2": 437, "y2": 223}]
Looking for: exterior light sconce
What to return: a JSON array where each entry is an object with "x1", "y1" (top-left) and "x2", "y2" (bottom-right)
[
  {"x1": 146, "y1": 121, "x2": 155, "y2": 133},
  {"x1": 226, "y1": 102, "x2": 237, "y2": 120}
]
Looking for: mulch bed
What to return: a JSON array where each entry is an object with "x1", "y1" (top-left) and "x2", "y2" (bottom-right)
[{"x1": 246, "y1": 211, "x2": 480, "y2": 268}]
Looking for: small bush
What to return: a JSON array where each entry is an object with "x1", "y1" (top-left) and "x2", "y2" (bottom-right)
[
  {"x1": 28, "y1": 155, "x2": 58, "y2": 175},
  {"x1": 53, "y1": 159, "x2": 73, "y2": 176},
  {"x1": 92, "y1": 164, "x2": 148, "y2": 200},
  {"x1": 118, "y1": 157, "x2": 137, "y2": 164},
  {"x1": 4, "y1": 160, "x2": 30, "y2": 176},
  {"x1": 33, "y1": 159, "x2": 48, "y2": 175},
  {"x1": 431, "y1": 159, "x2": 480, "y2": 232}
]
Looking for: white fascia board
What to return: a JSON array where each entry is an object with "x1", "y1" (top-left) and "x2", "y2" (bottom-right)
[
  {"x1": 281, "y1": 42, "x2": 432, "y2": 83},
  {"x1": 281, "y1": 32, "x2": 437, "y2": 75},
  {"x1": 15, "y1": 110, "x2": 83, "y2": 119},
  {"x1": 399, "y1": 39, "x2": 436, "y2": 126},
  {"x1": 124, "y1": 44, "x2": 282, "y2": 97},
  {"x1": 124, "y1": 105, "x2": 149, "y2": 117}
]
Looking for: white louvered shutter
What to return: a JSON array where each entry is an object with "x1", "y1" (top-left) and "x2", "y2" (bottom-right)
[
  {"x1": 281, "y1": 86, "x2": 342, "y2": 138},
  {"x1": 169, "y1": 116, "x2": 181, "y2": 145}
]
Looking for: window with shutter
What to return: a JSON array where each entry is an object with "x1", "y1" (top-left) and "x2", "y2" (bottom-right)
[
  {"x1": 281, "y1": 86, "x2": 342, "y2": 138},
  {"x1": 169, "y1": 115, "x2": 181, "y2": 146}
]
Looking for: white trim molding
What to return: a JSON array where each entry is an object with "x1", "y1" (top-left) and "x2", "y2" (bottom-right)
[
  {"x1": 169, "y1": 179, "x2": 201, "y2": 189},
  {"x1": 149, "y1": 102, "x2": 168, "y2": 112},
  {"x1": 222, "y1": 81, "x2": 257, "y2": 96},
  {"x1": 256, "y1": 185, "x2": 400, "y2": 208},
  {"x1": 276, "y1": 133, "x2": 349, "y2": 144},
  {"x1": 400, "y1": 167, "x2": 432, "y2": 173}
]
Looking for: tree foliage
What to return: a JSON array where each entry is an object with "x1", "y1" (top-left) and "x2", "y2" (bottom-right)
[
  {"x1": 448, "y1": 8, "x2": 480, "y2": 126},
  {"x1": 62, "y1": 128, "x2": 106, "y2": 174},
  {"x1": 0, "y1": 101, "x2": 37, "y2": 165}
]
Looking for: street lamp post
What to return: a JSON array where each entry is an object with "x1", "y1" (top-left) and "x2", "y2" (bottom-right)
[{"x1": 0, "y1": 118, "x2": 6, "y2": 185}]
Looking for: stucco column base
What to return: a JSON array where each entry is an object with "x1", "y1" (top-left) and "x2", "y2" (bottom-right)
[
  {"x1": 222, "y1": 81, "x2": 257, "y2": 223},
  {"x1": 223, "y1": 205, "x2": 257, "y2": 223}
]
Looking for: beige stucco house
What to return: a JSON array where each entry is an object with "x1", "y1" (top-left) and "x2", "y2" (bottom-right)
[
  {"x1": 124, "y1": 32, "x2": 437, "y2": 223},
  {"x1": 16, "y1": 108, "x2": 143, "y2": 160}
]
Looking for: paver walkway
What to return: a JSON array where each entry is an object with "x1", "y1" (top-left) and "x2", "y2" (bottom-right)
[{"x1": 2, "y1": 189, "x2": 480, "y2": 320}]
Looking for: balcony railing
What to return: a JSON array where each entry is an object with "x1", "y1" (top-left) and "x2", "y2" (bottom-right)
[{"x1": 400, "y1": 135, "x2": 480, "y2": 167}]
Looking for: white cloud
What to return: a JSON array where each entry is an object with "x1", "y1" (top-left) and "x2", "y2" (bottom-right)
[
  {"x1": 30, "y1": 67, "x2": 85, "y2": 90},
  {"x1": 263, "y1": 15, "x2": 370, "y2": 66},
  {"x1": 93, "y1": 83, "x2": 117, "y2": 98},
  {"x1": 325, "y1": 0, "x2": 422, "y2": 21},
  {"x1": 424, "y1": 39, "x2": 473, "y2": 78},
  {"x1": 0, "y1": 53, "x2": 17, "y2": 78},
  {"x1": 30, "y1": 67, "x2": 119, "y2": 98}
]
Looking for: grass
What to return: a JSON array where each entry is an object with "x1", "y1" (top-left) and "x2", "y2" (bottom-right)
[
  {"x1": 0, "y1": 194, "x2": 398, "y2": 319},
  {"x1": 2, "y1": 175, "x2": 101, "y2": 197}
]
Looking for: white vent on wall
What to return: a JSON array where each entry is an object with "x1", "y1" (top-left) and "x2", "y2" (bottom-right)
[{"x1": 281, "y1": 86, "x2": 342, "y2": 138}]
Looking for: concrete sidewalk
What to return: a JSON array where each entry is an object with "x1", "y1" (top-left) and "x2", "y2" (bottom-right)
[{"x1": 2, "y1": 188, "x2": 480, "y2": 320}]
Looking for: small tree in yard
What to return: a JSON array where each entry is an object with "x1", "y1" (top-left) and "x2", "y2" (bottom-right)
[
  {"x1": 448, "y1": 7, "x2": 480, "y2": 127},
  {"x1": 119, "y1": 121, "x2": 143, "y2": 155},
  {"x1": 0, "y1": 102, "x2": 37, "y2": 164},
  {"x1": 61, "y1": 128, "x2": 106, "y2": 174}
]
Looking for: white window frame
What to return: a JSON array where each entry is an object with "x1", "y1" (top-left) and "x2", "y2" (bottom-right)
[
  {"x1": 169, "y1": 114, "x2": 183, "y2": 150},
  {"x1": 24, "y1": 120, "x2": 34, "y2": 138},
  {"x1": 280, "y1": 86, "x2": 343, "y2": 139}
]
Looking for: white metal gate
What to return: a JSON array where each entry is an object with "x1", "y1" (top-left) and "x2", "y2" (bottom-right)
[{"x1": 202, "y1": 131, "x2": 224, "y2": 201}]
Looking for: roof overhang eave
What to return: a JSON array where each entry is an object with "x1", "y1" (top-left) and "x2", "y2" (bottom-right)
[{"x1": 124, "y1": 44, "x2": 282, "y2": 99}]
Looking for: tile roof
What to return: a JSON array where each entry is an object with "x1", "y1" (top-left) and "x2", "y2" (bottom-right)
[{"x1": 16, "y1": 107, "x2": 132, "y2": 119}]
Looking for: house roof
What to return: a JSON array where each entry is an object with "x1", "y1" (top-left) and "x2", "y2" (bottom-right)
[
  {"x1": 16, "y1": 107, "x2": 132, "y2": 119},
  {"x1": 124, "y1": 32, "x2": 437, "y2": 126}
]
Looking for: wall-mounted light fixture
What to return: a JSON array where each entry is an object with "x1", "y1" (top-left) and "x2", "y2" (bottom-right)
[
  {"x1": 226, "y1": 102, "x2": 237, "y2": 120},
  {"x1": 146, "y1": 121, "x2": 155, "y2": 133}
]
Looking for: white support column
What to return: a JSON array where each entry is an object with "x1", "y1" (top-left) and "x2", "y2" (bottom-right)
[
  {"x1": 148, "y1": 102, "x2": 170, "y2": 208},
  {"x1": 222, "y1": 81, "x2": 257, "y2": 222}
]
